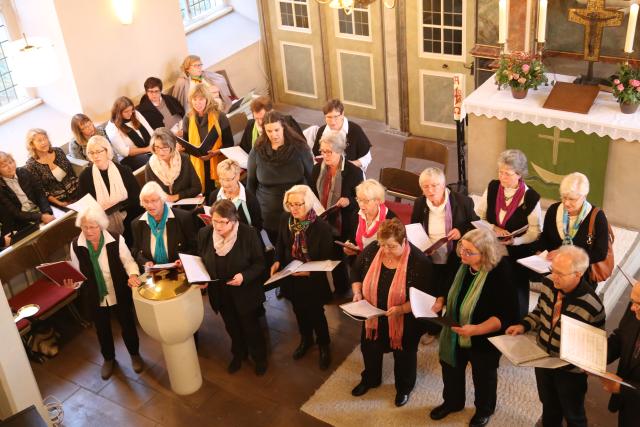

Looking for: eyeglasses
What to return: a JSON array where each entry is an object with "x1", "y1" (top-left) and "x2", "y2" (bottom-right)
[
  {"x1": 378, "y1": 241, "x2": 401, "y2": 250},
  {"x1": 319, "y1": 149, "x2": 334, "y2": 156},
  {"x1": 219, "y1": 177, "x2": 237, "y2": 183},
  {"x1": 457, "y1": 241, "x2": 480, "y2": 257},
  {"x1": 87, "y1": 149, "x2": 106, "y2": 157},
  {"x1": 286, "y1": 202, "x2": 305, "y2": 209},
  {"x1": 549, "y1": 269, "x2": 576, "y2": 278},
  {"x1": 191, "y1": 63, "x2": 203, "y2": 68},
  {"x1": 153, "y1": 145, "x2": 171, "y2": 152},
  {"x1": 325, "y1": 114, "x2": 343, "y2": 120},
  {"x1": 356, "y1": 198, "x2": 373, "y2": 204},
  {"x1": 147, "y1": 89, "x2": 162, "y2": 94},
  {"x1": 212, "y1": 219, "x2": 230, "y2": 226},
  {"x1": 561, "y1": 195, "x2": 583, "y2": 203},
  {"x1": 498, "y1": 169, "x2": 517, "y2": 177}
]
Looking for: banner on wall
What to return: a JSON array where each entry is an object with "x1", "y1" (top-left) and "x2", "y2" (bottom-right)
[{"x1": 506, "y1": 122, "x2": 610, "y2": 207}]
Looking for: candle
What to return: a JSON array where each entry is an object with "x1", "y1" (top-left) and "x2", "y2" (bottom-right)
[
  {"x1": 624, "y1": 2, "x2": 639, "y2": 53},
  {"x1": 499, "y1": 0, "x2": 507, "y2": 44},
  {"x1": 537, "y1": 0, "x2": 547, "y2": 43}
]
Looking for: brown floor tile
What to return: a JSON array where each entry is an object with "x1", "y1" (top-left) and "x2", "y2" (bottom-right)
[
  {"x1": 99, "y1": 376, "x2": 157, "y2": 411},
  {"x1": 137, "y1": 393, "x2": 208, "y2": 426},
  {"x1": 45, "y1": 352, "x2": 110, "y2": 394},
  {"x1": 61, "y1": 388, "x2": 156, "y2": 427},
  {"x1": 30, "y1": 362, "x2": 80, "y2": 403}
]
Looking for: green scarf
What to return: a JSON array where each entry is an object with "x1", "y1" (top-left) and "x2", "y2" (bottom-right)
[
  {"x1": 251, "y1": 122, "x2": 260, "y2": 146},
  {"x1": 87, "y1": 233, "x2": 109, "y2": 303},
  {"x1": 439, "y1": 264, "x2": 489, "y2": 367}
]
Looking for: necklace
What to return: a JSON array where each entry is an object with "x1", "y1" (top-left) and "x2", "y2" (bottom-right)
[{"x1": 469, "y1": 267, "x2": 480, "y2": 276}]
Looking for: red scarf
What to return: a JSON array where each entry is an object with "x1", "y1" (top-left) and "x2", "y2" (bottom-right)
[
  {"x1": 362, "y1": 240, "x2": 411, "y2": 350},
  {"x1": 495, "y1": 179, "x2": 525, "y2": 228},
  {"x1": 355, "y1": 204, "x2": 388, "y2": 250}
]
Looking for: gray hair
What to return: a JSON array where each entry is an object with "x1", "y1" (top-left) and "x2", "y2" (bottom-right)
[
  {"x1": 283, "y1": 184, "x2": 318, "y2": 213},
  {"x1": 559, "y1": 172, "x2": 590, "y2": 198},
  {"x1": 459, "y1": 228, "x2": 507, "y2": 271},
  {"x1": 139, "y1": 181, "x2": 168, "y2": 203},
  {"x1": 75, "y1": 204, "x2": 110, "y2": 230},
  {"x1": 151, "y1": 127, "x2": 177, "y2": 153},
  {"x1": 554, "y1": 245, "x2": 590, "y2": 275},
  {"x1": 419, "y1": 167, "x2": 446, "y2": 187},
  {"x1": 86, "y1": 135, "x2": 113, "y2": 161},
  {"x1": 498, "y1": 149, "x2": 528, "y2": 177},
  {"x1": 319, "y1": 131, "x2": 346, "y2": 155},
  {"x1": 356, "y1": 179, "x2": 386, "y2": 203},
  {"x1": 217, "y1": 159, "x2": 241, "y2": 176}
]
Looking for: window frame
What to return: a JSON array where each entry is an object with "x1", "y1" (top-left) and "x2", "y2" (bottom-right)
[
  {"x1": 334, "y1": 5, "x2": 372, "y2": 42},
  {"x1": 275, "y1": 0, "x2": 312, "y2": 34},
  {"x1": 181, "y1": 0, "x2": 232, "y2": 33},
  {"x1": 418, "y1": 0, "x2": 466, "y2": 62}
]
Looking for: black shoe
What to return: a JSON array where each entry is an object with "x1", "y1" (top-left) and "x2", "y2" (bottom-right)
[
  {"x1": 351, "y1": 381, "x2": 379, "y2": 397},
  {"x1": 292, "y1": 339, "x2": 312, "y2": 360},
  {"x1": 227, "y1": 357, "x2": 242, "y2": 374},
  {"x1": 430, "y1": 403, "x2": 463, "y2": 421},
  {"x1": 469, "y1": 413, "x2": 491, "y2": 427},
  {"x1": 395, "y1": 393, "x2": 410, "y2": 407},
  {"x1": 319, "y1": 345, "x2": 331, "y2": 370},
  {"x1": 254, "y1": 361, "x2": 267, "y2": 376}
]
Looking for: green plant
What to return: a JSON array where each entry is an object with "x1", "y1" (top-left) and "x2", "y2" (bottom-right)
[
  {"x1": 495, "y1": 51, "x2": 548, "y2": 90},
  {"x1": 611, "y1": 64, "x2": 640, "y2": 105}
]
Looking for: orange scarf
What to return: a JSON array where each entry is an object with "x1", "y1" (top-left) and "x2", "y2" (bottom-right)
[
  {"x1": 362, "y1": 240, "x2": 410, "y2": 350},
  {"x1": 188, "y1": 112, "x2": 222, "y2": 192}
]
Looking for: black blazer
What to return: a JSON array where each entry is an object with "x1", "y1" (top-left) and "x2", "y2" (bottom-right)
[
  {"x1": 239, "y1": 115, "x2": 304, "y2": 154},
  {"x1": 310, "y1": 158, "x2": 363, "y2": 241},
  {"x1": 411, "y1": 191, "x2": 478, "y2": 296},
  {"x1": 0, "y1": 167, "x2": 52, "y2": 233},
  {"x1": 144, "y1": 153, "x2": 201, "y2": 200},
  {"x1": 197, "y1": 223, "x2": 266, "y2": 315},
  {"x1": 538, "y1": 202, "x2": 609, "y2": 265},
  {"x1": 312, "y1": 122, "x2": 371, "y2": 162},
  {"x1": 131, "y1": 207, "x2": 196, "y2": 266},
  {"x1": 275, "y1": 213, "x2": 334, "y2": 306},
  {"x1": 137, "y1": 93, "x2": 185, "y2": 130},
  {"x1": 207, "y1": 186, "x2": 263, "y2": 231},
  {"x1": 607, "y1": 304, "x2": 640, "y2": 426}
]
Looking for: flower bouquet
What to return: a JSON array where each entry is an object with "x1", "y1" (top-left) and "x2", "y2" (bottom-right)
[
  {"x1": 611, "y1": 64, "x2": 640, "y2": 114},
  {"x1": 495, "y1": 51, "x2": 548, "y2": 99}
]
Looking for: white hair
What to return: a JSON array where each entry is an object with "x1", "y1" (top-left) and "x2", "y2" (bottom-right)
[
  {"x1": 139, "y1": 181, "x2": 168, "y2": 203},
  {"x1": 319, "y1": 131, "x2": 346, "y2": 155},
  {"x1": 555, "y1": 245, "x2": 590, "y2": 275},
  {"x1": 419, "y1": 167, "x2": 446, "y2": 187},
  {"x1": 86, "y1": 135, "x2": 113, "y2": 161},
  {"x1": 356, "y1": 179, "x2": 386, "y2": 203},
  {"x1": 559, "y1": 172, "x2": 590, "y2": 198},
  {"x1": 283, "y1": 184, "x2": 321, "y2": 213},
  {"x1": 75, "y1": 204, "x2": 110, "y2": 230}
]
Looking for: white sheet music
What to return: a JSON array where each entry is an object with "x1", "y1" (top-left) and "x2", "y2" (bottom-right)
[
  {"x1": 66, "y1": 193, "x2": 99, "y2": 213},
  {"x1": 51, "y1": 206, "x2": 67, "y2": 219},
  {"x1": 296, "y1": 260, "x2": 341, "y2": 272},
  {"x1": 264, "y1": 260, "x2": 303, "y2": 286},
  {"x1": 471, "y1": 219, "x2": 494, "y2": 232},
  {"x1": 489, "y1": 334, "x2": 555, "y2": 365},
  {"x1": 517, "y1": 251, "x2": 551, "y2": 274},
  {"x1": 178, "y1": 253, "x2": 211, "y2": 283},
  {"x1": 405, "y1": 223, "x2": 432, "y2": 252},
  {"x1": 220, "y1": 146, "x2": 249, "y2": 169},
  {"x1": 560, "y1": 314, "x2": 607, "y2": 373},
  {"x1": 339, "y1": 300, "x2": 386, "y2": 320},
  {"x1": 170, "y1": 196, "x2": 205, "y2": 206},
  {"x1": 409, "y1": 287, "x2": 438, "y2": 318}
]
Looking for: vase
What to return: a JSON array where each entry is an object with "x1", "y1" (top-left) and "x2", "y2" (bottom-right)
[
  {"x1": 620, "y1": 102, "x2": 639, "y2": 114},
  {"x1": 511, "y1": 87, "x2": 528, "y2": 99}
]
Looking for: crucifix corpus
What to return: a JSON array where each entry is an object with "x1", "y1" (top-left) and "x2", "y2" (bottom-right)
[{"x1": 568, "y1": 0, "x2": 623, "y2": 84}]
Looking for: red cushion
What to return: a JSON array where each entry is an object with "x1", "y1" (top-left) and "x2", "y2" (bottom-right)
[
  {"x1": 386, "y1": 201, "x2": 413, "y2": 225},
  {"x1": 15, "y1": 318, "x2": 29, "y2": 332},
  {"x1": 8, "y1": 278, "x2": 75, "y2": 317}
]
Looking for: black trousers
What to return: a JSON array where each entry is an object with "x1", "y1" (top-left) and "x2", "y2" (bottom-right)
[
  {"x1": 331, "y1": 242, "x2": 350, "y2": 294},
  {"x1": 512, "y1": 262, "x2": 531, "y2": 321},
  {"x1": 535, "y1": 368, "x2": 588, "y2": 427},
  {"x1": 94, "y1": 303, "x2": 139, "y2": 361},
  {"x1": 219, "y1": 303, "x2": 267, "y2": 364},
  {"x1": 360, "y1": 324, "x2": 417, "y2": 394},
  {"x1": 291, "y1": 300, "x2": 330, "y2": 346},
  {"x1": 440, "y1": 347, "x2": 501, "y2": 416}
]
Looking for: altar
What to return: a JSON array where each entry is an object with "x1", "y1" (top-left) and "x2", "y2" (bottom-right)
[{"x1": 462, "y1": 74, "x2": 640, "y2": 230}]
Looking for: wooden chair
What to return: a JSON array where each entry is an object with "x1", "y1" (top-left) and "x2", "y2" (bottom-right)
[
  {"x1": 134, "y1": 165, "x2": 147, "y2": 188},
  {"x1": 33, "y1": 213, "x2": 79, "y2": 263},
  {"x1": 379, "y1": 167, "x2": 421, "y2": 202},
  {"x1": 0, "y1": 242, "x2": 42, "y2": 298},
  {"x1": 228, "y1": 112, "x2": 248, "y2": 138},
  {"x1": 215, "y1": 69, "x2": 238, "y2": 100},
  {"x1": 401, "y1": 137, "x2": 449, "y2": 173}
]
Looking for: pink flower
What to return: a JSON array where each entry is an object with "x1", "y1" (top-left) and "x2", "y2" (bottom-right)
[
  {"x1": 522, "y1": 64, "x2": 530, "y2": 73},
  {"x1": 630, "y1": 79, "x2": 640, "y2": 87},
  {"x1": 617, "y1": 84, "x2": 625, "y2": 91},
  {"x1": 637, "y1": 86, "x2": 640, "y2": 92},
  {"x1": 613, "y1": 79, "x2": 621, "y2": 85}
]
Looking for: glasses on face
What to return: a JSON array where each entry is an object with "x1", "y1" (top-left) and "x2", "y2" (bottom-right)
[
  {"x1": 356, "y1": 198, "x2": 373, "y2": 205},
  {"x1": 561, "y1": 195, "x2": 582, "y2": 203},
  {"x1": 325, "y1": 114, "x2": 342, "y2": 121},
  {"x1": 191, "y1": 63, "x2": 203, "y2": 68},
  {"x1": 286, "y1": 202, "x2": 305, "y2": 209},
  {"x1": 154, "y1": 145, "x2": 171, "y2": 152},
  {"x1": 319, "y1": 149, "x2": 334, "y2": 156},
  {"x1": 147, "y1": 89, "x2": 161, "y2": 94},
  {"x1": 87, "y1": 149, "x2": 107, "y2": 157},
  {"x1": 457, "y1": 241, "x2": 480, "y2": 257},
  {"x1": 212, "y1": 219, "x2": 230, "y2": 226},
  {"x1": 219, "y1": 176, "x2": 237, "y2": 184},
  {"x1": 378, "y1": 241, "x2": 401, "y2": 250},
  {"x1": 549, "y1": 268, "x2": 576, "y2": 278},
  {"x1": 498, "y1": 169, "x2": 517, "y2": 177}
]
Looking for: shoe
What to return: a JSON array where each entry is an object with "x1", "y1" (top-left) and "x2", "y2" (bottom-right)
[
  {"x1": 292, "y1": 339, "x2": 312, "y2": 360},
  {"x1": 131, "y1": 354, "x2": 144, "y2": 373},
  {"x1": 101, "y1": 359, "x2": 116, "y2": 380},
  {"x1": 430, "y1": 403, "x2": 463, "y2": 421},
  {"x1": 318, "y1": 345, "x2": 331, "y2": 370},
  {"x1": 227, "y1": 357, "x2": 242, "y2": 374},
  {"x1": 469, "y1": 413, "x2": 491, "y2": 427},
  {"x1": 395, "y1": 393, "x2": 410, "y2": 407},
  {"x1": 351, "y1": 381, "x2": 378, "y2": 397},
  {"x1": 254, "y1": 361, "x2": 267, "y2": 376}
]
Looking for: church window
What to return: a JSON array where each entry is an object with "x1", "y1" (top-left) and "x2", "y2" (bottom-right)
[
  {"x1": 337, "y1": 6, "x2": 370, "y2": 39},
  {"x1": 279, "y1": 0, "x2": 310, "y2": 31},
  {"x1": 422, "y1": 0, "x2": 463, "y2": 57}
]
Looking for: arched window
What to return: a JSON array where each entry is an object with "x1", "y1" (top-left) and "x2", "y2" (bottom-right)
[
  {"x1": 180, "y1": 0, "x2": 228, "y2": 27},
  {"x1": 0, "y1": 12, "x2": 18, "y2": 108}
]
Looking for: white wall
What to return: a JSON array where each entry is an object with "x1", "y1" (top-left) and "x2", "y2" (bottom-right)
[{"x1": 228, "y1": 0, "x2": 258, "y2": 22}]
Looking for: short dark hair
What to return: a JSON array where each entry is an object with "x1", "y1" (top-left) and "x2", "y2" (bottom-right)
[
  {"x1": 211, "y1": 199, "x2": 239, "y2": 222},
  {"x1": 377, "y1": 218, "x2": 406, "y2": 244},
  {"x1": 322, "y1": 98, "x2": 344, "y2": 115},
  {"x1": 144, "y1": 77, "x2": 163, "y2": 92},
  {"x1": 250, "y1": 95, "x2": 273, "y2": 113}
]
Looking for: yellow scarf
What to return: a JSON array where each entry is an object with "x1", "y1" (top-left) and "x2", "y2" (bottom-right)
[{"x1": 188, "y1": 112, "x2": 222, "y2": 192}]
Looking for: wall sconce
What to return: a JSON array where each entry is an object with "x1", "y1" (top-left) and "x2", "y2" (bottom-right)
[
  {"x1": 113, "y1": 0, "x2": 134, "y2": 25},
  {"x1": 6, "y1": 35, "x2": 60, "y2": 87}
]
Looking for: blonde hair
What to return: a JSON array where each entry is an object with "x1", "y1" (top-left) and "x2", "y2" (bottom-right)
[
  {"x1": 356, "y1": 179, "x2": 386, "y2": 203},
  {"x1": 181, "y1": 54, "x2": 202, "y2": 75},
  {"x1": 25, "y1": 128, "x2": 51, "y2": 158},
  {"x1": 86, "y1": 135, "x2": 113, "y2": 161},
  {"x1": 459, "y1": 228, "x2": 506, "y2": 271},
  {"x1": 217, "y1": 159, "x2": 241, "y2": 177},
  {"x1": 560, "y1": 172, "x2": 590, "y2": 198},
  {"x1": 283, "y1": 184, "x2": 317, "y2": 213},
  {"x1": 188, "y1": 83, "x2": 219, "y2": 117}
]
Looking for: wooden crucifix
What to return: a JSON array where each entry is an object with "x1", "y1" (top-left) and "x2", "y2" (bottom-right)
[{"x1": 568, "y1": 0, "x2": 624, "y2": 62}]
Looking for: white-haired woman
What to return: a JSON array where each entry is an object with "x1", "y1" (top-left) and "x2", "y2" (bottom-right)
[
  {"x1": 68, "y1": 204, "x2": 144, "y2": 380},
  {"x1": 270, "y1": 185, "x2": 333, "y2": 370},
  {"x1": 78, "y1": 135, "x2": 143, "y2": 245},
  {"x1": 131, "y1": 181, "x2": 196, "y2": 268},
  {"x1": 430, "y1": 229, "x2": 518, "y2": 426},
  {"x1": 145, "y1": 127, "x2": 201, "y2": 203},
  {"x1": 538, "y1": 172, "x2": 609, "y2": 287},
  {"x1": 475, "y1": 149, "x2": 542, "y2": 319},
  {"x1": 344, "y1": 179, "x2": 396, "y2": 255}
]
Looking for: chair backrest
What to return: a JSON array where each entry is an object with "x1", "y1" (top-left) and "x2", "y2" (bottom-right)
[
  {"x1": 134, "y1": 165, "x2": 147, "y2": 188},
  {"x1": 0, "y1": 242, "x2": 42, "y2": 296},
  {"x1": 228, "y1": 112, "x2": 249, "y2": 137},
  {"x1": 214, "y1": 69, "x2": 238, "y2": 99},
  {"x1": 379, "y1": 167, "x2": 421, "y2": 201},
  {"x1": 34, "y1": 213, "x2": 79, "y2": 263},
  {"x1": 401, "y1": 137, "x2": 449, "y2": 173}
]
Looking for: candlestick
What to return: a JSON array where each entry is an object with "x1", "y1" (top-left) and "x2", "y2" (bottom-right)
[
  {"x1": 625, "y1": 2, "x2": 639, "y2": 53},
  {"x1": 499, "y1": 0, "x2": 507, "y2": 45},
  {"x1": 537, "y1": 0, "x2": 547, "y2": 43}
]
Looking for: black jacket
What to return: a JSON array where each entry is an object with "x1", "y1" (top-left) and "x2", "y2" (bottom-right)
[
  {"x1": 310, "y1": 158, "x2": 363, "y2": 241},
  {"x1": 312, "y1": 122, "x2": 371, "y2": 162},
  {"x1": 239, "y1": 115, "x2": 304, "y2": 154},
  {"x1": 411, "y1": 191, "x2": 478, "y2": 296},
  {"x1": 137, "y1": 94, "x2": 185, "y2": 130},
  {"x1": 144, "y1": 153, "x2": 201, "y2": 200},
  {"x1": 607, "y1": 304, "x2": 640, "y2": 426},
  {"x1": 207, "y1": 187, "x2": 263, "y2": 231},
  {"x1": 131, "y1": 207, "x2": 196, "y2": 266},
  {"x1": 197, "y1": 222, "x2": 266, "y2": 315},
  {"x1": 0, "y1": 167, "x2": 52, "y2": 233}
]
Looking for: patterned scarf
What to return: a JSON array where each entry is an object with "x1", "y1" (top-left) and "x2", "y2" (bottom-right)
[
  {"x1": 188, "y1": 112, "x2": 222, "y2": 192},
  {"x1": 562, "y1": 201, "x2": 592, "y2": 245},
  {"x1": 362, "y1": 241, "x2": 411, "y2": 350},
  {"x1": 439, "y1": 264, "x2": 489, "y2": 367},
  {"x1": 289, "y1": 209, "x2": 317, "y2": 261},
  {"x1": 495, "y1": 179, "x2": 526, "y2": 228},
  {"x1": 147, "y1": 204, "x2": 169, "y2": 264},
  {"x1": 87, "y1": 233, "x2": 109, "y2": 303},
  {"x1": 355, "y1": 204, "x2": 388, "y2": 250}
]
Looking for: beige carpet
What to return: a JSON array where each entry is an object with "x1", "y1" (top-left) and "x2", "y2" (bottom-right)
[{"x1": 301, "y1": 341, "x2": 541, "y2": 427}]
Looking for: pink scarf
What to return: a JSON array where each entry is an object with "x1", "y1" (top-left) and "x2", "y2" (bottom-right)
[
  {"x1": 495, "y1": 179, "x2": 526, "y2": 228},
  {"x1": 213, "y1": 221, "x2": 239, "y2": 256},
  {"x1": 356, "y1": 204, "x2": 388, "y2": 250},
  {"x1": 362, "y1": 240, "x2": 411, "y2": 350}
]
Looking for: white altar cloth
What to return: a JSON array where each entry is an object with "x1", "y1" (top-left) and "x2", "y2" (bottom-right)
[{"x1": 462, "y1": 74, "x2": 640, "y2": 142}]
